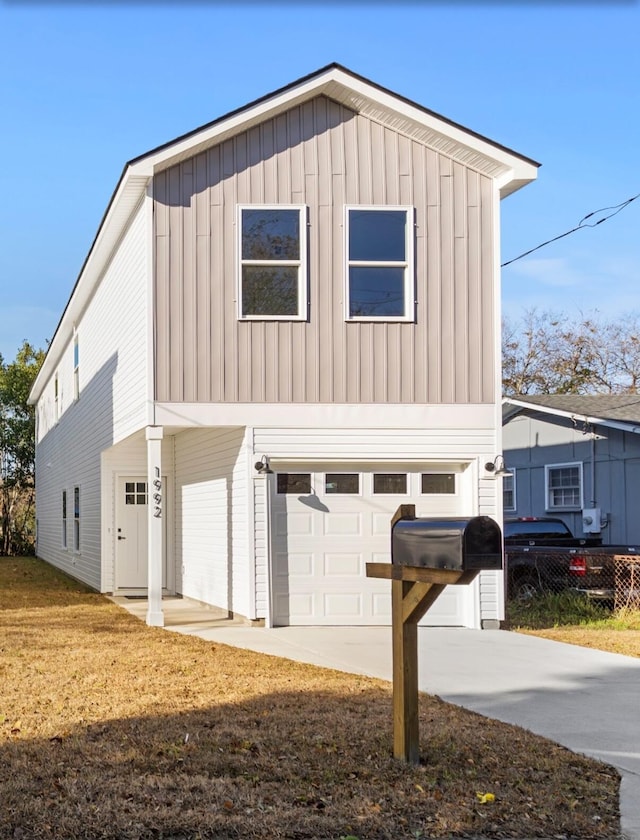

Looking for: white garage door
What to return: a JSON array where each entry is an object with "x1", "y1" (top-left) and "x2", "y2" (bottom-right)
[{"x1": 271, "y1": 463, "x2": 474, "y2": 626}]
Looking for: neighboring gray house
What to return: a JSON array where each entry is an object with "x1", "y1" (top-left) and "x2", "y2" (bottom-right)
[
  {"x1": 503, "y1": 395, "x2": 640, "y2": 545},
  {"x1": 29, "y1": 64, "x2": 538, "y2": 629}
]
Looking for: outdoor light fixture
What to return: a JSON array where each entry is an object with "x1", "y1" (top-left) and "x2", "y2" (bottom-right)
[
  {"x1": 254, "y1": 455, "x2": 273, "y2": 475},
  {"x1": 484, "y1": 455, "x2": 512, "y2": 478}
]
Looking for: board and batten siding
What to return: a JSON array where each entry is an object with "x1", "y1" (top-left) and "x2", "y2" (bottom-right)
[
  {"x1": 154, "y1": 95, "x2": 495, "y2": 406},
  {"x1": 174, "y1": 427, "x2": 252, "y2": 617},
  {"x1": 35, "y1": 200, "x2": 150, "y2": 589},
  {"x1": 250, "y1": 424, "x2": 502, "y2": 623}
]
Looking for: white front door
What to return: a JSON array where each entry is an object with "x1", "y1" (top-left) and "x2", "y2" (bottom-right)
[
  {"x1": 115, "y1": 477, "x2": 157, "y2": 590},
  {"x1": 271, "y1": 463, "x2": 472, "y2": 626}
]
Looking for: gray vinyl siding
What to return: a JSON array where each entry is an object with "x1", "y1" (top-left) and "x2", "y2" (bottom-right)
[
  {"x1": 504, "y1": 410, "x2": 640, "y2": 545},
  {"x1": 154, "y1": 96, "x2": 495, "y2": 405}
]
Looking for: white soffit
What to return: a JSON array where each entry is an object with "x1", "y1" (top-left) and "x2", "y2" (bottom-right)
[{"x1": 131, "y1": 66, "x2": 539, "y2": 194}]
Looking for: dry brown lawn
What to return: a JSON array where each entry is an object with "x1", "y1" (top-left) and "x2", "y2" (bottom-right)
[
  {"x1": 517, "y1": 625, "x2": 640, "y2": 657},
  {"x1": 0, "y1": 557, "x2": 620, "y2": 840}
]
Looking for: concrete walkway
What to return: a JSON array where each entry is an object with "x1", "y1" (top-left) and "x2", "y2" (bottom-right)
[{"x1": 112, "y1": 597, "x2": 640, "y2": 840}]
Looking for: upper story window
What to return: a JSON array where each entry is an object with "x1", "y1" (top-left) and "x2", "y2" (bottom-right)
[
  {"x1": 345, "y1": 207, "x2": 414, "y2": 321},
  {"x1": 54, "y1": 374, "x2": 59, "y2": 421},
  {"x1": 238, "y1": 206, "x2": 307, "y2": 320},
  {"x1": 546, "y1": 462, "x2": 582, "y2": 511},
  {"x1": 73, "y1": 332, "x2": 79, "y2": 400}
]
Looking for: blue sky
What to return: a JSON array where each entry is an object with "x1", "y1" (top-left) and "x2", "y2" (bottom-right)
[{"x1": 1, "y1": 1, "x2": 639, "y2": 361}]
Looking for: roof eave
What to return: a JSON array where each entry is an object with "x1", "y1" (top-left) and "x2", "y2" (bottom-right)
[{"x1": 503, "y1": 397, "x2": 640, "y2": 436}]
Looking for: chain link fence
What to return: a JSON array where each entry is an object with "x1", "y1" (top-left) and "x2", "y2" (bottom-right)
[{"x1": 506, "y1": 551, "x2": 640, "y2": 613}]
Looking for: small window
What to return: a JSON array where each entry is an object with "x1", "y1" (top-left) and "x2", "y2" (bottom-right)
[
  {"x1": 503, "y1": 471, "x2": 516, "y2": 512},
  {"x1": 73, "y1": 333, "x2": 79, "y2": 400},
  {"x1": 325, "y1": 473, "x2": 360, "y2": 494},
  {"x1": 277, "y1": 473, "x2": 312, "y2": 495},
  {"x1": 73, "y1": 486, "x2": 80, "y2": 552},
  {"x1": 346, "y1": 207, "x2": 414, "y2": 320},
  {"x1": 125, "y1": 481, "x2": 147, "y2": 505},
  {"x1": 62, "y1": 490, "x2": 67, "y2": 549},
  {"x1": 546, "y1": 463, "x2": 582, "y2": 510},
  {"x1": 54, "y1": 374, "x2": 59, "y2": 421},
  {"x1": 373, "y1": 473, "x2": 407, "y2": 494},
  {"x1": 239, "y1": 206, "x2": 307, "y2": 319},
  {"x1": 421, "y1": 473, "x2": 455, "y2": 494}
]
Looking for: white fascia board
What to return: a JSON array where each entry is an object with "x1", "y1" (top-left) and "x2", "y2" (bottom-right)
[
  {"x1": 130, "y1": 71, "x2": 344, "y2": 177},
  {"x1": 503, "y1": 398, "x2": 640, "y2": 436}
]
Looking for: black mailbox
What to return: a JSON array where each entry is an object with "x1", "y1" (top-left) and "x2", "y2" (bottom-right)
[{"x1": 391, "y1": 516, "x2": 502, "y2": 571}]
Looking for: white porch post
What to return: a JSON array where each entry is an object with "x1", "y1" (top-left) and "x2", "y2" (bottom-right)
[{"x1": 146, "y1": 426, "x2": 164, "y2": 627}]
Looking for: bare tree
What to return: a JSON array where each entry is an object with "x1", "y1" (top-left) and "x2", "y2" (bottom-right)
[{"x1": 502, "y1": 309, "x2": 640, "y2": 396}]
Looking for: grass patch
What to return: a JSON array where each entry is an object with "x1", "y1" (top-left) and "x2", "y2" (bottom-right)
[
  {"x1": 1, "y1": 557, "x2": 620, "y2": 839},
  {"x1": 507, "y1": 590, "x2": 640, "y2": 657}
]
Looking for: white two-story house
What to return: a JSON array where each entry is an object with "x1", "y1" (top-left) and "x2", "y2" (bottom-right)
[{"x1": 29, "y1": 64, "x2": 538, "y2": 629}]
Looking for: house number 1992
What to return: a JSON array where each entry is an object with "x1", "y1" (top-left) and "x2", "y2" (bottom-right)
[{"x1": 153, "y1": 467, "x2": 162, "y2": 519}]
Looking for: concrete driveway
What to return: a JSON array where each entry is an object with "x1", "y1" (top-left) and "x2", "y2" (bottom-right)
[{"x1": 114, "y1": 597, "x2": 640, "y2": 840}]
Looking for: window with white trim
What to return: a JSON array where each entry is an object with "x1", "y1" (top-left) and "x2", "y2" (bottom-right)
[
  {"x1": 503, "y1": 471, "x2": 516, "y2": 512},
  {"x1": 238, "y1": 206, "x2": 307, "y2": 319},
  {"x1": 73, "y1": 486, "x2": 80, "y2": 552},
  {"x1": 54, "y1": 374, "x2": 59, "y2": 421},
  {"x1": 546, "y1": 463, "x2": 582, "y2": 510},
  {"x1": 345, "y1": 206, "x2": 414, "y2": 320}
]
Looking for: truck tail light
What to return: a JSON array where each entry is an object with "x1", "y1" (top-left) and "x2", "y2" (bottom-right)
[{"x1": 569, "y1": 556, "x2": 587, "y2": 577}]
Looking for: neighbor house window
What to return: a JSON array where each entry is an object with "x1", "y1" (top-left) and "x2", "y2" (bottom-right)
[
  {"x1": 73, "y1": 486, "x2": 80, "y2": 552},
  {"x1": 546, "y1": 463, "x2": 582, "y2": 510},
  {"x1": 62, "y1": 490, "x2": 67, "y2": 549},
  {"x1": 238, "y1": 206, "x2": 307, "y2": 319},
  {"x1": 54, "y1": 374, "x2": 59, "y2": 421},
  {"x1": 73, "y1": 333, "x2": 79, "y2": 400},
  {"x1": 503, "y1": 471, "x2": 516, "y2": 512},
  {"x1": 345, "y1": 206, "x2": 414, "y2": 320}
]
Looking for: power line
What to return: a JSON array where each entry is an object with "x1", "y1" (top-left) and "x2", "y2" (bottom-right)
[{"x1": 501, "y1": 192, "x2": 640, "y2": 268}]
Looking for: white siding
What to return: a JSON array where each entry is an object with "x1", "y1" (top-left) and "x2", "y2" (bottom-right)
[
  {"x1": 34, "y1": 200, "x2": 149, "y2": 589},
  {"x1": 174, "y1": 427, "x2": 251, "y2": 616}
]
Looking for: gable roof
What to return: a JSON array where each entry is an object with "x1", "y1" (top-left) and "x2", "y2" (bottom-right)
[
  {"x1": 504, "y1": 395, "x2": 640, "y2": 434},
  {"x1": 30, "y1": 63, "x2": 539, "y2": 403}
]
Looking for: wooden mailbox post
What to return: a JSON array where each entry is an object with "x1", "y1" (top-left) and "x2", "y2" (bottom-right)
[{"x1": 366, "y1": 504, "x2": 500, "y2": 765}]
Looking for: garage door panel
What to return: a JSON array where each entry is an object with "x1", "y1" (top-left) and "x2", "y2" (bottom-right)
[
  {"x1": 324, "y1": 592, "x2": 363, "y2": 617},
  {"x1": 287, "y1": 593, "x2": 314, "y2": 618},
  {"x1": 277, "y1": 511, "x2": 313, "y2": 536},
  {"x1": 278, "y1": 553, "x2": 313, "y2": 576},
  {"x1": 324, "y1": 553, "x2": 363, "y2": 576},
  {"x1": 322, "y1": 512, "x2": 362, "y2": 536},
  {"x1": 371, "y1": 592, "x2": 392, "y2": 618},
  {"x1": 372, "y1": 512, "x2": 393, "y2": 535}
]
